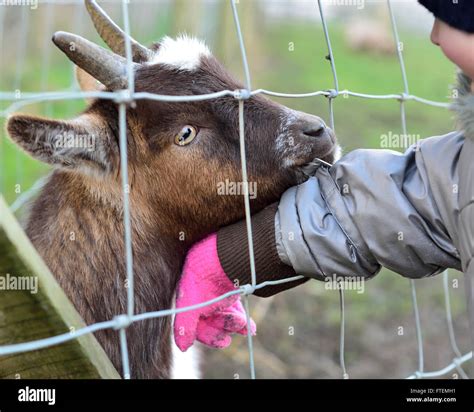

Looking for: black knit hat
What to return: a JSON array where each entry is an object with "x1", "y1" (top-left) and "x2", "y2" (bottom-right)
[{"x1": 418, "y1": 0, "x2": 474, "y2": 33}]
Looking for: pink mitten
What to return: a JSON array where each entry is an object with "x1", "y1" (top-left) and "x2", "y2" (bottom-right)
[{"x1": 174, "y1": 234, "x2": 256, "y2": 352}]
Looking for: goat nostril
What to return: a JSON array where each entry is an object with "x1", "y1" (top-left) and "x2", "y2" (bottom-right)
[{"x1": 304, "y1": 124, "x2": 326, "y2": 138}]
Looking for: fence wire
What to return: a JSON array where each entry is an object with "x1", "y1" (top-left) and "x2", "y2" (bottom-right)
[{"x1": 0, "y1": 0, "x2": 472, "y2": 380}]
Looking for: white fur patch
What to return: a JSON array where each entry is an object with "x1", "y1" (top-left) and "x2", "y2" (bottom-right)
[
  {"x1": 169, "y1": 297, "x2": 201, "y2": 379},
  {"x1": 150, "y1": 35, "x2": 211, "y2": 71},
  {"x1": 275, "y1": 109, "x2": 298, "y2": 160},
  {"x1": 171, "y1": 340, "x2": 201, "y2": 379},
  {"x1": 333, "y1": 145, "x2": 342, "y2": 162}
]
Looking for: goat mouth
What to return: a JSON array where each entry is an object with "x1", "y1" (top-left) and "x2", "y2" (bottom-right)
[
  {"x1": 295, "y1": 142, "x2": 338, "y2": 166},
  {"x1": 295, "y1": 143, "x2": 340, "y2": 178}
]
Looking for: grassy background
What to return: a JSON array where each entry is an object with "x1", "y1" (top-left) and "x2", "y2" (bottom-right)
[{"x1": 0, "y1": 0, "x2": 470, "y2": 379}]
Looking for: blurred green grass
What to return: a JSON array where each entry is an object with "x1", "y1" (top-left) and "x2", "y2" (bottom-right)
[{"x1": 259, "y1": 22, "x2": 455, "y2": 151}]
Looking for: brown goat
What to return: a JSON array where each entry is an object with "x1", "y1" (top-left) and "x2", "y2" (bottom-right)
[{"x1": 6, "y1": 0, "x2": 338, "y2": 378}]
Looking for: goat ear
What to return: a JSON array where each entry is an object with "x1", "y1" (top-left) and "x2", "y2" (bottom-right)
[{"x1": 6, "y1": 113, "x2": 115, "y2": 175}]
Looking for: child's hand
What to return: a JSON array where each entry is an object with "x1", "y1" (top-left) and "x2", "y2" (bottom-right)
[{"x1": 173, "y1": 234, "x2": 256, "y2": 352}]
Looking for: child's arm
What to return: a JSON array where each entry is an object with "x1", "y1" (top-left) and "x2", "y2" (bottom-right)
[
  {"x1": 221, "y1": 133, "x2": 464, "y2": 292},
  {"x1": 174, "y1": 131, "x2": 465, "y2": 351}
]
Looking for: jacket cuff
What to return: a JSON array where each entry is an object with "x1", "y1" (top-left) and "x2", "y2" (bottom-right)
[{"x1": 217, "y1": 203, "x2": 308, "y2": 297}]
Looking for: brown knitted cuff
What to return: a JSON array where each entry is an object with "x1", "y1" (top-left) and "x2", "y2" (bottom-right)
[{"x1": 217, "y1": 203, "x2": 309, "y2": 297}]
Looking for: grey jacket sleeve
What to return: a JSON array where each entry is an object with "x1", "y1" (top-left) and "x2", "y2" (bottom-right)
[{"x1": 275, "y1": 132, "x2": 464, "y2": 281}]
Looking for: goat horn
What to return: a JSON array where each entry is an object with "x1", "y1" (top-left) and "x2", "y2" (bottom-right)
[
  {"x1": 52, "y1": 31, "x2": 134, "y2": 90},
  {"x1": 85, "y1": 0, "x2": 150, "y2": 62}
]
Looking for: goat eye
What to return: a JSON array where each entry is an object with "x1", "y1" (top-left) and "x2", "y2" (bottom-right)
[{"x1": 174, "y1": 125, "x2": 197, "y2": 146}]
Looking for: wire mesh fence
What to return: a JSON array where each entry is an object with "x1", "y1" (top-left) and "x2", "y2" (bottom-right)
[{"x1": 0, "y1": 0, "x2": 472, "y2": 380}]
